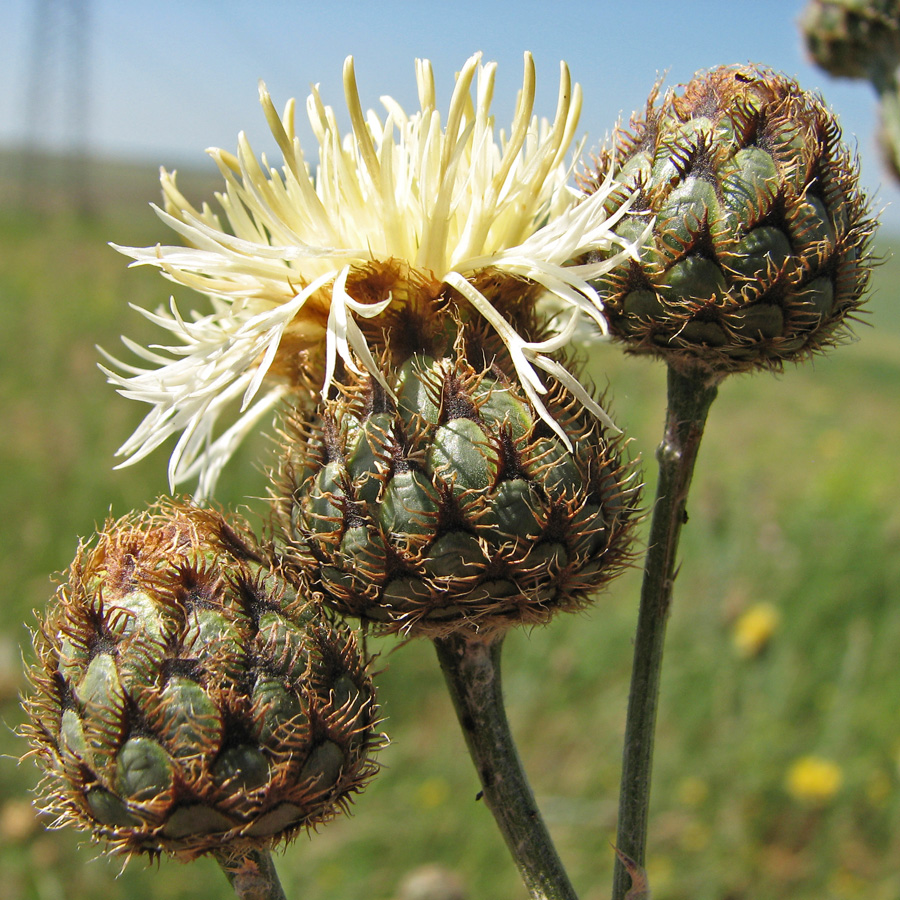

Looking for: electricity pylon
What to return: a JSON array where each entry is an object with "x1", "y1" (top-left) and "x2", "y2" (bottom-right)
[{"x1": 21, "y1": 0, "x2": 92, "y2": 216}]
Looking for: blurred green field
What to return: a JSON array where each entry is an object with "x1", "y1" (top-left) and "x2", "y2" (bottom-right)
[{"x1": 1, "y1": 158, "x2": 899, "y2": 900}]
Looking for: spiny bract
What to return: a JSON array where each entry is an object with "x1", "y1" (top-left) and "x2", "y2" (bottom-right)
[
  {"x1": 583, "y1": 64, "x2": 874, "y2": 376},
  {"x1": 22, "y1": 500, "x2": 380, "y2": 862},
  {"x1": 274, "y1": 334, "x2": 640, "y2": 639}
]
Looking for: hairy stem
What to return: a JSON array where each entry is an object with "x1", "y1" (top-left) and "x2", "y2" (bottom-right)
[
  {"x1": 434, "y1": 632, "x2": 579, "y2": 900},
  {"x1": 214, "y1": 848, "x2": 288, "y2": 900},
  {"x1": 611, "y1": 365, "x2": 719, "y2": 900}
]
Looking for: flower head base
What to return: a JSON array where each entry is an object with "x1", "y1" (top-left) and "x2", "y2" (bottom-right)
[
  {"x1": 104, "y1": 53, "x2": 643, "y2": 498},
  {"x1": 274, "y1": 337, "x2": 641, "y2": 639}
]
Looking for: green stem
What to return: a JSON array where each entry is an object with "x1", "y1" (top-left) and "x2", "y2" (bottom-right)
[
  {"x1": 214, "y1": 848, "x2": 288, "y2": 900},
  {"x1": 611, "y1": 365, "x2": 719, "y2": 900},
  {"x1": 434, "y1": 632, "x2": 579, "y2": 900},
  {"x1": 870, "y1": 63, "x2": 900, "y2": 179}
]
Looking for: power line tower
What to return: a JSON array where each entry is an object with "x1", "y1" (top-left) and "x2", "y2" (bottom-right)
[{"x1": 21, "y1": 0, "x2": 92, "y2": 216}]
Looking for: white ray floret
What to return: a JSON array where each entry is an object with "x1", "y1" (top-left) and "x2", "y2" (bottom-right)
[{"x1": 105, "y1": 52, "x2": 643, "y2": 498}]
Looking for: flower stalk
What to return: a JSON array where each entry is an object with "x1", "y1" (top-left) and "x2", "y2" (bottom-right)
[
  {"x1": 611, "y1": 365, "x2": 719, "y2": 900},
  {"x1": 434, "y1": 633, "x2": 579, "y2": 900},
  {"x1": 214, "y1": 849, "x2": 288, "y2": 900},
  {"x1": 869, "y1": 60, "x2": 900, "y2": 177}
]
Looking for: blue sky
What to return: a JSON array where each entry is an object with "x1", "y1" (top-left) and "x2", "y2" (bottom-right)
[{"x1": 2, "y1": 0, "x2": 897, "y2": 223}]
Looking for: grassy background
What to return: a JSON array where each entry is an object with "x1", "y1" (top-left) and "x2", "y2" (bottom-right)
[{"x1": 0, "y1": 155, "x2": 899, "y2": 900}]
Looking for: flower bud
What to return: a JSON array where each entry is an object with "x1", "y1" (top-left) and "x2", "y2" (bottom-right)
[
  {"x1": 21, "y1": 500, "x2": 381, "y2": 861},
  {"x1": 584, "y1": 64, "x2": 875, "y2": 377}
]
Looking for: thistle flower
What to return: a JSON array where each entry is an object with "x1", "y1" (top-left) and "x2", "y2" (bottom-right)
[
  {"x1": 21, "y1": 500, "x2": 380, "y2": 861},
  {"x1": 103, "y1": 53, "x2": 643, "y2": 499}
]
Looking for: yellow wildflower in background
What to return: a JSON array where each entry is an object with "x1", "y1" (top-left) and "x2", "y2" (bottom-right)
[
  {"x1": 676, "y1": 775, "x2": 709, "y2": 807},
  {"x1": 786, "y1": 755, "x2": 843, "y2": 805},
  {"x1": 733, "y1": 602, "x2": 780, "y2": 658},
  {"x1": 415, "y1": 777, "x2": 451, "y2": 810}
]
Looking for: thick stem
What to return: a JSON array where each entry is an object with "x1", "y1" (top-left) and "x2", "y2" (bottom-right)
[
  {"x1": 434, "y1": 632, "x2": 579, "y2": 900},
  {"x1": 870, "y1": 64, "x2": 900, "y2": 180},
  {"x1": 611, "y1": 365, "x2": 718, "y2": 900},
  {"x1": 214, "y1": 848, "x2": 288, "y2": 900}
]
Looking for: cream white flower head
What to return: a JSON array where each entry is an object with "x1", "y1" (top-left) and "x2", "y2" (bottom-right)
[{"x1": 104, "y1": 52, "x2": 646, "y2": 499}]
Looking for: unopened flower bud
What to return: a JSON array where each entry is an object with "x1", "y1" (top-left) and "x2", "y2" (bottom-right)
[
  {"x1": 584, "y1": 64, "x2": 875, "y2": 377},
  {"x1": 21, "y1": 500, "x2": 381, "y2": 861}
]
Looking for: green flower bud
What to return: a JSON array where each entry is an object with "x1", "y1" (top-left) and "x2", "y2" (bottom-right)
[
  {"x1": 21, "y1": 500, "x2": 381, "y2": 862},
  {"x1": 584, "y1": 64, "x2": 875, "y2": 377}
]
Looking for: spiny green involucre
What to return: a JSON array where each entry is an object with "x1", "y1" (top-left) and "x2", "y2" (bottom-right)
[
  {"x1": 801, "y1": 1, "x2": 900, "y2": 179},
  {"x1": 22, "y1": 500, "x2": 381, "y2": 862},
  {"x1": 801, "y1": 0, "x2": 900, "y2": 81},
  {"x1": 274, "y1": 335, "x2": 640, "y2": 639},
  {"x1": 583, "y1": 64, "x2": 874, "y2": 376}
]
